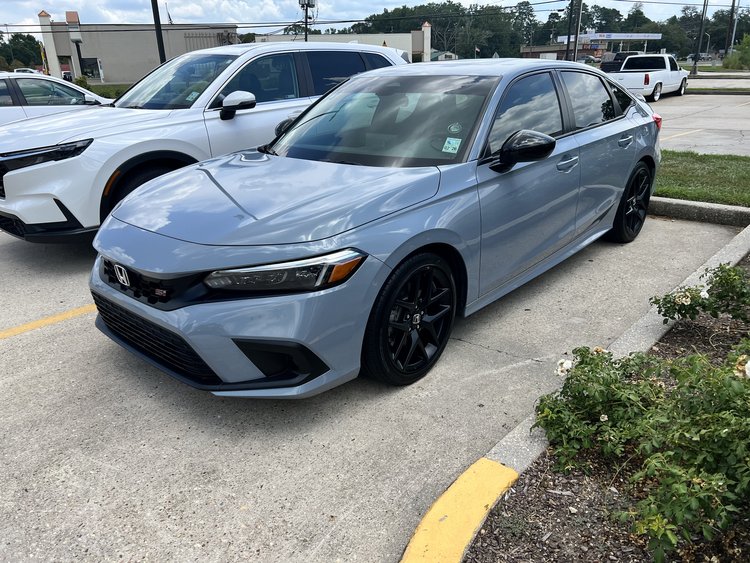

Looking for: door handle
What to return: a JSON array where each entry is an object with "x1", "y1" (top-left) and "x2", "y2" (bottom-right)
[
  {"x1": 556, "y1": 156, "x2": 579, "y2": 171},
  {"x1": 618, "y1": 135, "x2": 634, "y2": 147}
]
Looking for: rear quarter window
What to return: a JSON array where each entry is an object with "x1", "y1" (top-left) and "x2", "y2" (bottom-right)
[{"x1": 307, "y1": 51, "x2": 367, "y2": 96}]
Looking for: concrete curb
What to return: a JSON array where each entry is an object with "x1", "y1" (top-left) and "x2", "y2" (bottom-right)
[
  {"x1": 400, "y1": 199, "x2": 750, "y2": 563},
  {"x1": 685, "y1": 89, "x2": 750, "y2": 95}
]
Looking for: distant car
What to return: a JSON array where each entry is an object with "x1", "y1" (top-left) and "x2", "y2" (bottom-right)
[
  {"x1": 687, "y1": 53, "x2": 712, "y2": 62},
  {"x1": 606, "y1": 54, "x2": 689, "y2": 101},
  {"x1": 90, "y1": 58, "x2": 662, "y2": 398},
  {"x1": 13, "y1": 68, "x2": 41, "y2": 74},
  {"x1": 0, "y1": 72, "x2": 111, "y2": 126},
  {"x1": 576, "y1": 55, "x2": 599, "y2": 64},
  {"x1": 0, "y1": 42, "x2": 407, "y2": 242}
]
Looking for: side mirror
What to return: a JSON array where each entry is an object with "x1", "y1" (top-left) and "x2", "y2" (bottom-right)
[
  {"x1": 220, "y1": 90, "x2": 257, "y2": 121},
  {"x1": 275, "y1": 118, "x2": 294, "y2": 137},
  {"x1": 489, "y1": 130, "x2": 556, "y2": 173},
  {"x1": 84, "y1": 94, "x2": 100, "y2": 105}
]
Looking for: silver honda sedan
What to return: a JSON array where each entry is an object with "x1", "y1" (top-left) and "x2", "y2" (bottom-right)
[{"x1": 90, "y1": 59, "x2": 661, "y2": 398}]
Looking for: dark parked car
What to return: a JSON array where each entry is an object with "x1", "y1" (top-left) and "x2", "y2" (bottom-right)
[{"x1": 90, "y1": 59, "x2": 662, "y2": 398}]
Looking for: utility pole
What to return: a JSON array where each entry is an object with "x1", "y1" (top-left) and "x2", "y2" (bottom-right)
[
  {"x1": 729, "y1": 0, "x2": 741, "y2": 54},
  {"x1": 150, "y1": 0, "x2": 166, "y2": 63},
  {"x1": 572, "y1": 0, "x2": 584, "y2": 61},
  {"x1": 725, "y1": 0, "x2": 737, "y2": 53},
  {"x1": 564, "y1": 0, "x2": 575, "y2": 60},
  {"x1": 690, "y1": 0, "x2": 709, "y2": 77},
  {"x1": 299, "y1": 0, "x2": 316, "y2": 42}
]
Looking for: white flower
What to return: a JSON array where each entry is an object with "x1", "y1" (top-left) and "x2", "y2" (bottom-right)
[
  {"x1": 556, "y1": 359, "x2": 573, "y2": 376},
  {"x1": 674, "y1": 291, "x2": 691, "y2": 306},
  {"x1": 734, "y1": 355, "x2": 750, "y2": 379},
  {"x1": 600, "y1": 414, "x2": 609, "y2": 422},
  {"x1": 700, "y1": 289, "x2": 709, "y2": 300}
]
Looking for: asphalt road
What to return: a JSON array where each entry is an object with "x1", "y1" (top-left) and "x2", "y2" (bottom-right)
[
  {"x1": 653, "y1": 93, "x2": 750, "y2": 156},
  {"x1": 0, "y1": 216, "x2": 740, "y2": 561}
]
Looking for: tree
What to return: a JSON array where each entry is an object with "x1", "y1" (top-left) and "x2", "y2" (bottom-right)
[{"x1": 590, "y1": 6, "x2": 623, "y2": 32}]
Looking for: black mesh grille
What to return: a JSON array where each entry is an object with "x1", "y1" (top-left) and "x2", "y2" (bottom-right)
[
  {"x1": 0, "y1": 213, "x2": 24, "y2": 237},
  {"x1": 92, "y1": 292, "x2": 221, "y2": 385}
]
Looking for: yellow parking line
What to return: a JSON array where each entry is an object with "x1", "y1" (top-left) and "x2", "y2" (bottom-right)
[
  {"x1": 661, "y1": 129, "x2": 703, "y2": 140},
  {"x1": 0, "y1": 304, "x2": 97, "y2": 340},
  {"x1": 400, "y1": 457, "x2": 518, "y2": 563}
]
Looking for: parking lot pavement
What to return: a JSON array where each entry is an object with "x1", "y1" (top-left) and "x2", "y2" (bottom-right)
[
  {"x1": 654, "y1": 94, "x2": 750, "y2": 156},
  {"x1": 0, "y1": 217, "x2": 740, "y2": 561}
]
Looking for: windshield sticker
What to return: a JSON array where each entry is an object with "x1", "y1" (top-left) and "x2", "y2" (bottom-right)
[
  {"x1": 186, "y1": 91, "x2": 200, "y2": 102},
  {"x1": 442, "y1": 137, "x2": 462, "y2": 154}
]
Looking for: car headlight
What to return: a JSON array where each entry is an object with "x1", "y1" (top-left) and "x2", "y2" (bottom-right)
[
  {"x1": 204, "y1": 249, "x2": 366, "y2": 293},
  {"x1": 0, "y1": 139, "x2": 93, "y2": 174}
]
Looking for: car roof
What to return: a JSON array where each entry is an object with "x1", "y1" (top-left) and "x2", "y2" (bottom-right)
[
  {"x1": 182, "y1": 41, "x2": 405, "y2": 58},
  {"x1": 359, "y1": 58, "x2": 598, "y2": 77}
]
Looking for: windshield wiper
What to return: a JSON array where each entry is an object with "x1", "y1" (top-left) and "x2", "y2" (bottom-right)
[
  {"x1": 257, "y1": 144, "x2": 278, "y2": 156},
  {"x1": 320, "y1": 158, "x2": 361, "y2": 166}
]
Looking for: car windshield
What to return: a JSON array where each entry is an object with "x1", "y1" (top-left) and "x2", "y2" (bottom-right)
[
  {"x1": 270, "y1": 74, "x2": 497, "y2": 167},
  {"x1": 115, "y1": 53, "x2": 237, "y2": 110}
]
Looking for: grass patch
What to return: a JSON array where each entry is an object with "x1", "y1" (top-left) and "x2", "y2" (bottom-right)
[
  {"x1": 654, "y1": 150, "x2": 750, "y2": 207},
  {"x1": 87, "y1": 83, "x2": 132, "y2": 99}
]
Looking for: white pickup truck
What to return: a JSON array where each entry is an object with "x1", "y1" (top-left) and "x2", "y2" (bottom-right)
[{"x1": 605, "y1": 54, "x2": 689, "y2": 102}]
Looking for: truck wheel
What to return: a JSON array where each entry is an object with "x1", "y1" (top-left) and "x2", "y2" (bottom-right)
[
  {"x1": 677, "y1": 79, "x2": 686, "y2": 96},
  {"x1": 648, "y1": 83, "x2": 662, "y2": 102}
]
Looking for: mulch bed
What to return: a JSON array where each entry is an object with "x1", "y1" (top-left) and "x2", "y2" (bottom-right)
[{"x1": 464, "y1": 256, "x2": 750, "y2": 563}]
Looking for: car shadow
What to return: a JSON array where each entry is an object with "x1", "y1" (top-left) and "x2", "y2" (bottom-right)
[{"x1": 0, "y1": 235, "x2": 97, "y2": 274}]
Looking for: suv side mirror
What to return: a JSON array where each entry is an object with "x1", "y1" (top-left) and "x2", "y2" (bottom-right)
[
  {"x1": 84, "y1": 94, "x2": 100, "y2": 105},
  {"x1": 220, "y1": 91, "x2": 257, "y2": 121},
  {"x1": 490, "y1": 130, "x2": 556, "y2": 173},
  {"x1": 275, "y1": 118, "x2": 295, "y2": 137}
]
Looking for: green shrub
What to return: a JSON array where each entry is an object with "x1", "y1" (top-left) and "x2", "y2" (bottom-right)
[
  {"x1": 536, "y1": 263, "x2": 750, "y2": 560},
  {"x1": 74, "y1": 75, "x2": 89, "y2": 89}
]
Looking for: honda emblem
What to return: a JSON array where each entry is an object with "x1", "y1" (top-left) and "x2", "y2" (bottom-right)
[{"x1": 113, "y1": 264, "x2": 130, "y2": 287}]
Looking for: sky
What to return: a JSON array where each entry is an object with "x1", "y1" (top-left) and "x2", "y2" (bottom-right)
[{"x1": 0, "y1": 0, "x2": 734, "y2": 38}]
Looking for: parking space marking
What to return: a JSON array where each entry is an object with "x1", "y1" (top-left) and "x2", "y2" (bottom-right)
[
  {"x1": 739, "y1": 100, "x2": 750, "y2": 107},
  {"x1": 661, "y1": 129, "x2": 703, "y2": 140},
  {"x1": 0, "y1": 304, "x2": 96, "y2": 340}
]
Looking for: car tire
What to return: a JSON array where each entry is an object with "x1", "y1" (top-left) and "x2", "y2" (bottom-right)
[
  {"x1": 606, "y1": 162, "x2": 652, "y2": 243},
  {"x1": 648, "y1": 83, "x2": 662, "y2": 102},
  {"x1": 361, "y1": 253, "x2": 456, "y2": 386},
  {"x1": 677, "y1": 79, "x2": 686, "y2": 96},
  {"x1": 103, "y1": 165, "x2": 174, "y2": 218}
]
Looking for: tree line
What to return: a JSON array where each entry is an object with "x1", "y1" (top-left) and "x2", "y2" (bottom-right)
[{"x1": 326, "y1": 1, "x2": 750, "y2": 60}]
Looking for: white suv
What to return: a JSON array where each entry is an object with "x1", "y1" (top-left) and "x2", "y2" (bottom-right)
[{"x1": 0, "y1": 42, "x2": 407, "y2": 242}]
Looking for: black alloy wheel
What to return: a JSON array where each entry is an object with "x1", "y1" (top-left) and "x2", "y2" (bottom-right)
[
  {"x1": 362, "y1": 253, "x2": 456, "y2": 386},
  {"x1": 607, "y1": 162, "x2": 652, "y2": 243}
]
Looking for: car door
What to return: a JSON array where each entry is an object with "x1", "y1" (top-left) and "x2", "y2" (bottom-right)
[
  {"x1": 667, "y1": 56, "x2": 681, "y2": 91},
  {"x1": 476, "y1": 71, "x2": 580, "y2": 295},
  {"x1": 558, "y1": 71, "x2": 637, "y2": 237},
  {"x1": 203, "y1": 52, "x2": 312, "y2": 157},
  {"x1": 14, "y1": 77, "x2": 88, "y2": 119},
  {"x1": 0, "y1": 79, "x2": 27, "y2": 125}
]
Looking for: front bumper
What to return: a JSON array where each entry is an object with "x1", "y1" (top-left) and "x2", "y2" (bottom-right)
[
  {"x1": 89, "y1": 253, "x2": 388, "y2": 398},
  {"x1": 0, "y1": 203, "x2": 96, "y2": 243}
]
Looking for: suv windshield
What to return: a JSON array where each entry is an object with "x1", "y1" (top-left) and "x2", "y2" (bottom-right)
[
  {"x1": 270, "y1": 74, "x2": 496, "y2": 167},
  {"x1": 116, "y1": 53, "x2": 237, "y2": 110}
]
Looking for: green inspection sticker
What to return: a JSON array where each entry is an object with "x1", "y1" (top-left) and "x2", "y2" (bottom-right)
[{"x1": 442, "y1": 137, "x2": 462, "y2": 154}]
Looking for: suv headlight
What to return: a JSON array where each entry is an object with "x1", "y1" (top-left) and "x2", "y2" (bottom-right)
[
  {"x1": 204, "y1": 249, "x2": 366, "y2": 293},
  {"x1": 0, "y1": 139, "x2": 93, "y2": 174}
]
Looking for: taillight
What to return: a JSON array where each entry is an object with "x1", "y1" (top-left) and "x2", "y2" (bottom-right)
[
  {"x1": 652, "y1": 113, "x2": 662, "y2": 130},
  {"x1": 644, "y1": 73, "x2": 650, "y2": 86}
]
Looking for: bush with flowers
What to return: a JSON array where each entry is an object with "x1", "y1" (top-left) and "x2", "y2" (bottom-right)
[{"x1": 535, "y1": 263, "x2": 750, "y2": 561}]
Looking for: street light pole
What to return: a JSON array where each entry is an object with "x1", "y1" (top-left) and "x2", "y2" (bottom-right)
[
  {"x1": 150, "y1": 0, "x2": 166, "y2": 63},
  {"x1": 690, "y1": 0, "x2": 709, "y2": 77},
  {"x1": 729, "y1": 0, "x2": 741, "y2": 54}
]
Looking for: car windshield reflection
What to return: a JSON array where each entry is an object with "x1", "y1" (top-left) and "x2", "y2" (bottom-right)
[{"x1": 271, "y1": 75, "x2": 498, "y2": 167}]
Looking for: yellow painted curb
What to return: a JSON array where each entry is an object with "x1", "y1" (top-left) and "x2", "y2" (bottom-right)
[
  {"x1": 401, "y1": 457, "x2": 519, "y2": 563},
  {"x1": 0, "y1": 304, "x2": 97, "y2": 340}
]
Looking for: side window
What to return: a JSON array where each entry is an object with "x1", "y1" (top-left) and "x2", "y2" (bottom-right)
[
  {"x1": 17, "y1": 78, "x2": 85, "y2": 106},
  {"x1": 362, "y1": 52, "x2": 393, "y2": 70},
  {"x1": 669, "y1": 57, "x2": 679, "y2": 71},
  {"x1": 307, "y1": 51, "x2": 367, "y2": 96},
  {"x1": 487, "y1": 72, "x2": 563, "y2": 155},
  {"x1": 0, "y1": 79, "x2": 13, "y2": 106},
  {"x1": 218, "y1": 53, "x2": 299, "y2": 104},
  {"x1": 609, "y1": 82, "x2": 634, "y2": 114},
  {"x1": 560, "y1": 72, "x2": 617, "y2": 129}
]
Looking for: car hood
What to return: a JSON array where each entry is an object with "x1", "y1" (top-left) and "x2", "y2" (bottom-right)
[
  {"x1": 111, "y1": 151, "x2": 440, "y2": 246},
  {"x1": 0, "y1": 107, "x2": 172, "y2": 151}
]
